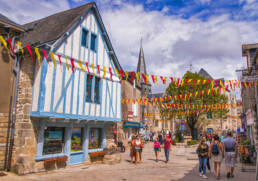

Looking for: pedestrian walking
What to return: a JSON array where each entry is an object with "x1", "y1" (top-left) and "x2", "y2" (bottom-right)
[
  {"x1": 163, "y1": 135, "x2": 173, "y2": 163},
  {"x1": 205, "y1": 136, "x2": 211, "y2": 172},
  {"x1": 158, "y1": 132, "x2": 163, "y2": 145},
  {"x1": 134, "y1": 135, "x2": 143, "y2": 164},
  {"x1": 130, "y1": 135, "x2": 136, "y2": 163},
  {"x1": 223, "y1": 131, "x2": 238, "y2": 178},
  {"x1": 209, "y1": 134, "x2": 224, "y2": 179},
  {"x1": 154, "y1": 138, "x2": 161, "y2": 162},
  {"x1": 197, "y1": 137, "x2": 209, "y2": 179}
]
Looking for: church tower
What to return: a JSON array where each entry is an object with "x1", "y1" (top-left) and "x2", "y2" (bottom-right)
[{"x1": 136, "y1": 41, "x2": 151, "y2": 97}]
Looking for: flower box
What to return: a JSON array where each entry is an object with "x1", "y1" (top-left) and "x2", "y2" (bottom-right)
[
  {"x1": 56, "y1": 156, "x2": 68, "y2": 162},
  {"x1": 89, "y1": 151, "x2": 106, "y2": 157},
  {"x1": 44, "y1": 158, "x2": 56, "y2": 165}
]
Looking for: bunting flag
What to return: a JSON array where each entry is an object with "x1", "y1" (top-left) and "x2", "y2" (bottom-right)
[
  {"x1": 103, "y1": 66, "x2": 106, "y2": 79},
  {"x1": 135, "y1": 72, "x2": 139, "y2": 83},
  {"x1": 50, "y1": 52, "x2": 57, "y2": 69},
  {"x1": 97, "y1": 65, "x2": 101, "y2": 79},
  {"x1": 109, "y1": 67, "x2": 113, "y2": 81},
  {"x1": 152, "y1": 75, "x2": 155, "y2": 84},
  {"x1": 34, "y1": 47, "x2": 41, "y2": 65},
  {"x1": 71, "y1": 58, "x2": 75, "y2": 73},
  {"x1": 125, "y1": 71, "x2": 129, "y2": 81},
  {"x1": 120, "y1": 70, "x2": 124, "y2": 80},
  {"x1": 42, "y1": 49, "x2": 49, "y2": 64},
  {"x1": 142, "y1": 73, "x2": 147, "y2": 84},
  {"x1": 130, "y1": 71, "x2": 134, "y2": 83},
  {"x1": 78, "y1": 60, "x2": 86, "y2": 72},
  {"x1": 0, "y1": 35, "x2": 8, "y2": 51},
  {"x1": 17, "y1": 41, "x2": 24, "y2": 55},
  {"x1": 155, "y1": 75, "x2": 158, "y2": 85},
  {"x1": 91, "y1": 64, "x2": 95, "y2": 76},
  {"x1": 85, "y1": 62, "x2": 90, "y2": 77},
  {"x1": 115, "y1": 68, "x2": 120, "y2": 79},
  {"x1": 57, "y1": 54, "x2": 62, "y2": 65},
  {"x1": 7, "y1": 38, "x2": 15, "y2": 57},
  {"x1": 25, "y1": 45, "x2": 33, "y2": 62},
  {"x1": 65, "y1": 56, "x2": 70, "y2": 71}
]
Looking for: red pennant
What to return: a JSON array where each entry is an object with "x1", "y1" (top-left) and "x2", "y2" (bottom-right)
[
  {"x1": 85, "y1": 62, "x2": 91, "y2": 78},
  {"x1": 193, "y1": 80, "x2": 196, "y2": 86},
  {"x1": 57, "y1": 54, "x2": 62, "y2": 65},
  {"x1": 141, "y1": 74, "x2": 146, "y2": 84},
  {"x1": 70, "y1": 58, "x2": 75, "y2": 73},
  {"x1": 215, "y1": 80, "x2": 219, "y2": 86},
  {"x1": 170, "y1": 77, "x2": 173, "y2": 83},
  {"x1": 130, "y1": 72, "x2": 134, "y2": 83},
  {"x1": 109, "y1": 67, "x2": 113, "y2": 81},
  {"x1": 177, "y1": 78, "x2": 180, "y2": 87},
  {"x1": 120, "y1": 70, "x2": 124, "y2": 80},
  {"x1": 201, "y1": 80, "x2": 204, "y2": 85},
  {"x1": 186, "y1": 79, "x2": 189, "y2": 86},
  {"x1": 198, "y1": 91, "x2": 201, "y2": 97},
  {"x1": 97, "y1": 65, "x2": 101, "y2": 79},
  {"x1": 26, "y1": 45, "x2": 34, "y2": 61},
  {"x1": 151, "y1": 75, "x2": 155, "y2": 84},
  {"x1": 7, "y1": 38, "x2": 15, "y2": 57},
  {"x1": 42, "y1": 49, "x2": 49, "y2": 64}
]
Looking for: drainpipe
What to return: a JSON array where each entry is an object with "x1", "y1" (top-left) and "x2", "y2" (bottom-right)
[{"x1": 7, "y1": 54, "x2": 21, "y2": 171}]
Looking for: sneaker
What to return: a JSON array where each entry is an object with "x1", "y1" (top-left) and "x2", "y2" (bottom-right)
[
  {"x1": 226, "y1": 172, "x2": 230, "y2": 178},
  {"x1": 199, "y1": 173, "x2": 203, "y2": 177},
  {"x1": 202, "y1": 175, "x2": 208, "y2": 179}
]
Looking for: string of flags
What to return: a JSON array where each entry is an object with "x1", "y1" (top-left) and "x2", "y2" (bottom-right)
[{"x1": 1, "y1": 36, "x2": 257, "y2": 90}]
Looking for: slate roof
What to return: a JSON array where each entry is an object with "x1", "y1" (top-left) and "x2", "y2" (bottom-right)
[
  {"x1": 198, "y1": 68, "x2": 213, "y2": 80},
  {"x1": 21, "y1": 2, "x2": 94, "y2": 45},
  {"x1": 0, "y1": 13, "x2": 25, "y2": 32}
]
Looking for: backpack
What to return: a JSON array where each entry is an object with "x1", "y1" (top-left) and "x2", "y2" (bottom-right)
[{"x1": 211, "y1": 143, "x2": 219, "y2": 155}]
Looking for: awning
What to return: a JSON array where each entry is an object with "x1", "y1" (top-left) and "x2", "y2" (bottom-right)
[{"x1": 123, "y1": 121, "x2": 144, "y2": 128}]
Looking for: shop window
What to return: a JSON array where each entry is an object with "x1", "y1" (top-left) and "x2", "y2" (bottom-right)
[
  {"x1": 90, "y1": 33, "x2": 97, "y2": 51},
  {"x1": 81, "y1": 29, "x2": 88, "y2": 47},
  {"x1": 71, "y1": 127, "x2": 83, "y2": 152},
  {"x1": 94, "y1": 77, "x2": 100, "y2": 103},
  {"x1": 86, "y1": 75, "x2": 92, "y2": 102},
  {"x1": 43, "y1": 127, "x2": 65, "y2": 155},
  {"x1": 89, "y1": 128, "x2": 102, "y2": 149}
]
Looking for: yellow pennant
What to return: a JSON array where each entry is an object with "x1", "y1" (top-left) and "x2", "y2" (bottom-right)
[
  {"x1": 202, "y1": 90, "x2": 204, "y2": 95},
  {"x1": 207, "y1": 89, "x2": 211, "y2": 95},
  {"x1": 195, "y1": 92, "x2": 198, "y2": 97},
  {"x1": 115, "y1": 68, "x2": 120, "y2": 79},
  {"x1": 203, "y1": 80, "x2": 207, "y2": 85},
  {"x1": 154, "y1": 75, "x2": 158, "y2": 85},
  {"x1": 136, "y1": 72, "x2": 139, "y2": 82},
  {"x1": 125, "y1": 71, "x2": 129, "y2": 81},
  {"x1": 146, "y1": 74, "x2": 149, "y2": 84},
  {"x1": 103, "y1": 66, "x2": 106, "y2": 78},
  {"x1": 91, "y1": 64, "x2": 95, "y2": 76},
  {"x1": 17, "y1": 41, "x2": 24, "y2": 54},
  {"x1": 0, "y1": 35, "x2": 8, "y2": 51},
  {"x1": 181, "y1": 78, "x2": 184, "y2": 86},
  {"x1": 122, "y1": 99, "x2": 125, "y2": 104},
  {"x1": 197, "y1": 80, "x2": 201, "y2": 85},
  {"x1": 65, "y1": 56, "x2": 70, "y2": 71},
  {"x1": 34, "y1": 47, "x2": 41, "y2": 65},
  {"x1": 50, "y1": 52, "x2": 57, "y2": 69},
  {"x1": 211, "y1": 81, "x2": 214, "y2": 88},
  {"x1": 78, "y1": 60, "x2": 86, "y2": 72}
]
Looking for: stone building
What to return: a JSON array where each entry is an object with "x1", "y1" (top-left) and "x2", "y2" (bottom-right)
[
  {"x1": 0, "y1": 14, "x2": 25, "y2": 171},
  {"x1": 0, "y1": 2, "x2": 123, "y2": 174},
  {"x1": 241, "y1": 43, "x2": 258, "y2": 146}
]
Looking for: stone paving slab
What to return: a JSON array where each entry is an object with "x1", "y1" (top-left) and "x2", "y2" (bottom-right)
[{"x1": 0, "y1": 143, "x2": 199, "y2": 181}]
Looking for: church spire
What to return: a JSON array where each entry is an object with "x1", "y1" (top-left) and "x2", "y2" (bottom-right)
[{"x1": 136, "y1": 39, "x2": 147, "y2": 75}]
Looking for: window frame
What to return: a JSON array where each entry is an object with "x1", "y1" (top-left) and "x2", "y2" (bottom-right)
[
  {"x1": 90, "y1": 33, "x2": 97, "y2": 52},
  {"x1": 88, "y1": 128, "x2": 103, "y2": 149},
  {"x1": 94, "y1": 77, "x2": 101, "y2": 104},
  {"x1": 86, "y1": 75, "x2": 93, "y2": 102},
  {"x1": 81, "y1": 28, "x2": 89, "y2": 48}
]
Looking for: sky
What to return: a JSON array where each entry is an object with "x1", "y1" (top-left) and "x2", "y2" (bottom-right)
[{"x1": 0, "y1": 0, "x2": 258, "y2": 94}]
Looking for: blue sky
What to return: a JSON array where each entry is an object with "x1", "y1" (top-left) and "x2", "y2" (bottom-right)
[{"x1": 0, "y1": 0, "x2": 257, "y2": 94}]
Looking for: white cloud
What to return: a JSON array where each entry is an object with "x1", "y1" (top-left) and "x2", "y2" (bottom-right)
[
  {"x1": 0, "y1": 0, "x2": 70, "y2": 24},
  {"x1": 101, "y1": 3, "x2": 258, "y2": 93}
]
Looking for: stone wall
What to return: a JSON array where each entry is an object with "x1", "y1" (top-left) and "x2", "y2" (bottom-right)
[
  {"x1": 11, "y1": 55, "x2": 38, "y2": 174},
  {"x1": 0, "y1": 113, "x2": 9, "y2": 170}
]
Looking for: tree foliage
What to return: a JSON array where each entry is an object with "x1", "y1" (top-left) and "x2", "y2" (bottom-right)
[{"x1": 160, "y1": 71, "x2": 229, "y2": 136}]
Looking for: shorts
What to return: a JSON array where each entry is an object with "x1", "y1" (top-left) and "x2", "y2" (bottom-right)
[
  {"x1": 212, "y1": 153, "x2": 223, "y2": 163},
  {"x1": 135, "y1": 147, "x2": 141, "y2": 152},
  {"x1": 154, "y1": 147, "x2": 160, "y2": 152},
  {"x1": 225, "y1": 152, "x2": 236, "y2": 167}
]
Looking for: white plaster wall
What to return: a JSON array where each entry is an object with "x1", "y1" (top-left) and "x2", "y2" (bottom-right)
[
  {"x1": 78, "y1": 71, "x2": 84, "y2": 115},
  {"x1": 72, "y1": 70, "x2": 79, "y2": 114},
  {"x1": 117, "y1": 83, "x2": 121, "y2": 119},
  {"x1": 65, "y1": 70, "x2": 72, "y2": 114},
  {"x1": 44, "y1": 62, "x2": 53, "y2": 112},
  {"x1": 101, "y1": 79, "x2": 107, "y2": 117},
  {"x1": 53, "y1": 62, "x2": 63, "y2": 113}
]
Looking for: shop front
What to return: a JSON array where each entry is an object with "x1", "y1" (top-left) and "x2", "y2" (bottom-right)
[{"x1": 35, "y1": 119, "x2": 109, "y2": 165}]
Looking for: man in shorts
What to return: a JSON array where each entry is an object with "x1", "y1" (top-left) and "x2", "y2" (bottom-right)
[{"x1": 223, "y1": 131, "x2": 238, "y2": 178}]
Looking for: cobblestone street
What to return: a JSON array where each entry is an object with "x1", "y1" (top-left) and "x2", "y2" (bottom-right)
[{"x1": 1, "y1": 143, "x2": 198, "y2": 181}]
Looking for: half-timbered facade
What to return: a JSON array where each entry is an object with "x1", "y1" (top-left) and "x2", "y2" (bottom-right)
[{"x1": 9, "y1": 2, "x2": 122, "y2": 173}]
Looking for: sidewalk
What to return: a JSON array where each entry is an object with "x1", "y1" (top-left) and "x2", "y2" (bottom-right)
[{"x1": 178, "y1": 161, "x2": 255, "y2": 181}]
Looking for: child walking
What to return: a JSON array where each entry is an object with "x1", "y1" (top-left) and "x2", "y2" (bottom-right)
[{"x1": 154, "y1": 139, "x2": 161, "y2": 162}]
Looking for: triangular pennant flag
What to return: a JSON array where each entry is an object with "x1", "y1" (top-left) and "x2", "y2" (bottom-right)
[
  {"x1": 25, "y1": 45, "x2": 34, "y2": 61},
  {"x1": 42, "y1": 49, "x2": 50, "y2": 64},
  {"x1": 125, "y1": 71, "x2": 129, "y2": 81},
  {"x1": 109, "y1": 67, "x2": 113, "y2": 81},
  {"x1": 78, "y1": 60, "x2": 86, "y2": 72},
  {"x1": 7, "y1": 38, "x2": 15, "y2": 57},
  {"x1": 17, "y1": 41, "x2": 24, "y2": 55},
  {"x1": 65, "y1": 56, "x2": 70, "y2": 71},
  {"x1": 85, "y1": 62, "x2": 91, "y2": 77},
  {"x1": 102, "y1": 66, "x2": 106, "y2": 78},
  {"x1": 57, "y1": 54, "x2": 62, "y2": 65},
  {"x1": 97, "y1": 65, "x2": 101, "y2": 79},
  {"x1": 34, "y1": 47, "x2": 41, "y2": 65},
  {"x1": 70, "y1": 58, "x2": 75, "y2": 73},
  {"x1": 50, "y1": 52, "x2": 57, "y2": 69},
  {"x1": 0, "y1": 35, "x2": 8, "y2": 51}
]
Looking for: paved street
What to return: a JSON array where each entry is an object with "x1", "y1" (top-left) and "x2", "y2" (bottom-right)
[{"x1": 1, "y1": 142, "x2": 255, "y2": 181}]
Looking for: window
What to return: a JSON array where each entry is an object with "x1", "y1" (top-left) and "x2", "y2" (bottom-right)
[
  {"x1": 94, "y1": 77, "x2": 100, "y2": 103},
  {"x1": 89, "y1": 128, "x2": 102, "y2": 149},
  {"x1": 90, "y1": 33, "x2": 97, "y2": 51},
  {"x1": 81, "y1": 29, "x2": 88, "y2": 47},
  {"x1": 43, "y1": 127, "x2": 65, "y2": 155},
  {"x1": 86, "y1": 75, "x2": 92, "y2": 102},
  {"x1": 71, "y1": 128, "x2": 83, "y2": 152}
]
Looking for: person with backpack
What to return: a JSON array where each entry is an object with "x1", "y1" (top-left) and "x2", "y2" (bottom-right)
[
  {"x1": 209, "y1": 134, "x2": 224, "y2": 179},
  {"x1": 196, "y1": 137, "x2": 209, "y2": 179},
  {"x1": 223, "y1": 131, "x2": 238, "y2": 178}
]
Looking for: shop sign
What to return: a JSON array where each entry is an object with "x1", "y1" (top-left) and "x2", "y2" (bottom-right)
[{"x1": 246, "y1": 109, "x2": 254, "y2": 126}]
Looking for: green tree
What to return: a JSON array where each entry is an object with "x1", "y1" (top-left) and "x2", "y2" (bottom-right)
[{"x1": 160, "y1": 71, "x2": 229, "y2": 137}]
